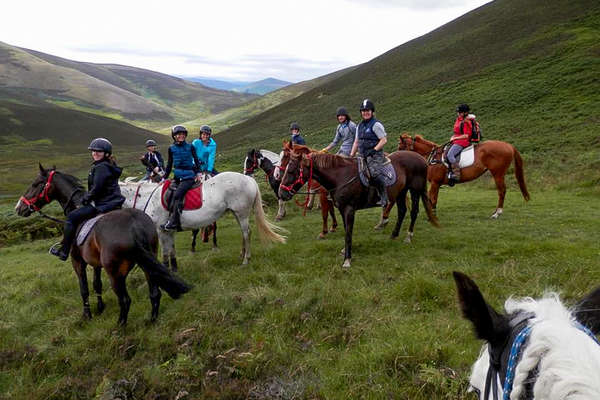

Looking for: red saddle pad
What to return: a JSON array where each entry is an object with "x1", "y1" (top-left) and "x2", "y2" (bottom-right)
[{"x1": 161, "y1": 180, "x2": 203, "y2": 210}]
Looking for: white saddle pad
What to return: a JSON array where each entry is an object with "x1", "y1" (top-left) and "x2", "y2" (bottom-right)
[{"x1": 458, "y1": 145, "x2": 475, "y2": 168}]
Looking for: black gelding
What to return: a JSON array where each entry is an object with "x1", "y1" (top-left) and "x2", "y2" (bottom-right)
[
  {"x1": 16, "y1": 164, "x2": 192, "y2": 325},
  {"x1": 279, "y1": 147, "x2": 440, "y2": 268}
]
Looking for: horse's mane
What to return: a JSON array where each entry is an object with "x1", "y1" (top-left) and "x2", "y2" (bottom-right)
[
  {"x1": 473, "y1": 294, "x2": 600, "y2": 399},
  {"x1": 310, "y1": 153, "x2": 353, "y2": 170},
  {"x1": 414, "y1": 135, "x2": 438, "y2": 147},
  {"x1": 56, "y1": 170, "x2": 85, "y2": 190}
]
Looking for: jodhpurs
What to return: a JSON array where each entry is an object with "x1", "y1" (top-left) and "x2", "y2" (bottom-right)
[{"x1": 447, "y1": 144, "x2": 464, "y2": 164}]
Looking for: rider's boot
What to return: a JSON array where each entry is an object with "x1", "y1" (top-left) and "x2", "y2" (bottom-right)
[
  {"x1": 376, "y1": 183, "x2": 388, "y2": 207},
  {"x1": 49, "y1": 222, "x2": 75, "y2": 261},
  {"x1": 448, "y1": 163, "x2": 461, "y2": 187},
  {"x1": 162, "y1": 200, "x2": 183, "y2": 231}
]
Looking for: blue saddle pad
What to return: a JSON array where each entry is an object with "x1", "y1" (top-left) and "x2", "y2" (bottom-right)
[
  {"x1": 76, "y1": 214, "x2": 105, "y2": 246},
  {"x1": 358, "y1": 158, "x2": 397, "y2": 187}
]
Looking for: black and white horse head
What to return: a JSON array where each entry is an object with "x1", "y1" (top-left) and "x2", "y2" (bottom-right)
[{"x1": 454, "y1": 271, "x2": 600, "y2": 399}]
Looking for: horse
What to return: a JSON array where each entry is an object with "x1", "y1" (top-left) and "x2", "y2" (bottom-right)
[
  {"x1": 190, "y1": 224, "x2": 217, "y2": 252},
  {"x1": 243, "y1": 148, "x2": 287, "y2": 221},
  {"x1": 278, "y1": 146, "x2": 439, "y2": 268},
  {"x1": 15, "y1": 164, "x2": 192, "y2": 325},
  {"x1": 453, "y1": 271, "x2": 600, "y2": 399},
  {"x1": 119, "y1": 171, "x2": 286, "y2": 267},
  {"x1": 245, "y1": 147, "x2": 338, "y2": 239},
  {"x1": 397, "y1": 134, "x2": 530, "y2": 218}
]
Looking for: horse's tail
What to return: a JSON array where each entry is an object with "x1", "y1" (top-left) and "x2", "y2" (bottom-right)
[
  {"x1": 512, "y1": 147, "x2": 530, "y2": 201},
  {"x1": 131, "y1": 214, "x2": 192, "y2": 299},
  {"x1": 420, "y1": 190, "x2": 440, "y2": 228},
  {"x1": 251, "y1": 179, "x2": 287, "y2": 244}
]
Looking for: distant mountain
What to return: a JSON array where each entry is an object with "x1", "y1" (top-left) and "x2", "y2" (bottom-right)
[{"x1": 184, "y1": 77, "x2": 292, "y2": 95}]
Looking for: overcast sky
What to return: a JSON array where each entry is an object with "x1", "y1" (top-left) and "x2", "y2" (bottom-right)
[{"x1": 3, "y1": 0, "x2": 491, "y2": 83}]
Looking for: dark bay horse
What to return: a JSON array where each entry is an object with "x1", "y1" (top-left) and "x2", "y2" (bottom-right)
[
  {"x1": 245, "y1": 147, "x2": 338, "y2": 239},
  {"x1": 15, "y1": 164, "x2": 192, "y2": 325},
  {"x1": 398, "y1": 134, "x2": 530, "y2": 218},
  {"x1": 279, "y1": 146, "x2": 439, "y2": 268}
]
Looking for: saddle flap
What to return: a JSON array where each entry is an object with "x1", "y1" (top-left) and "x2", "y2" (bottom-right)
[
  {"x1": 76, "y1": 214, "x2": 105, "y2": 246},
  {"x1": 161, "y1": 180, "x2": 203, "y2": 211}
]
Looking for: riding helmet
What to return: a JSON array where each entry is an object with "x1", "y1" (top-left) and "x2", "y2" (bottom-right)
[
  {"x1": 88, "y1": 138, "x2": 113, "y2": 154},
  {"x1": 359, "y1": 99, "x2": 375, "y2": 112},
  {"x1": 336, "y1": 107, "x2": 349, "y2": 118},
  {"x1": 145, "y1": 139, "x2": 158, "y2": 147},
  {"x1": 290, "y1": 122, "x2": 300, "y2": 131},
  {"x1": 200, "y1": 125, "x2": 212, "y2": 135},
  {"x1": 456, "y1": 104, "x2": 470, "y2": 113},
  {"x1": 171, "y1": 125, "x2": 188, "y2": 139}
]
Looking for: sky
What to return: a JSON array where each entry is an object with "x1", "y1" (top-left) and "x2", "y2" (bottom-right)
[{"x1": 3, "y1": 0, "x2": 492, "y2": 83}]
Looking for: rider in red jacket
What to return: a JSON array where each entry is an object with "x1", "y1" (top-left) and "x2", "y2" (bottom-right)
[{"x1": 447, "y1": 104, "x2": 472, "y2": 185}]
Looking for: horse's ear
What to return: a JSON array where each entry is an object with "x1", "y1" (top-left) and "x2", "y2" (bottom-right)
[
  {"x1": 574, "y1": 286, "x2": 600, "y2": 335},
  {"x1": 39, "y1": 162, "x2": 46, "y2": 175},
  {"x1": 453, "y1": 271, "x2": 509, "y2": 344},
  {"x1": 283, "y1": 141, "x2": 291, "y2": 151}
]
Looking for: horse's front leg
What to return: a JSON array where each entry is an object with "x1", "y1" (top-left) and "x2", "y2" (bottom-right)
[
  {"x1": 318, "y1": 193, "x2": 329, "y2": 239},
  {"x1": 235, "y1": 214, "x2": 251, "y2": 265},
  {"x1": 342, "y1": 207, "x2": 355, "y2": 269},
  {"x1": 491, "y1": 173, "x2": 507, "y2": 219},
  {"x1": 191, "y1": 229, "x2": 199, "y2": 252},
  {"x1": 275, "y1": 198, "x2": 286, "y2": 221},
  {"x1": 391, "y1": 189, "x2": 409, "y2": 239},
  {"x1": 72, "y1": 257, "x2": 92, "y2": 320},
  {"x1": 403, "y1": 189, "x2": 420, "y2": 243},
  {"x1": 159, "y1": 229, "x2": 177, "y2": 272},
  {"x1": 211, "y1": 222, "x2": 218, "y2": 250},
  {"x1": 92, "y1": 266, "x2": 105, "y2": 315},
  {"x1": 428, "y1": 181, "x2": 440, "y2": 214}
]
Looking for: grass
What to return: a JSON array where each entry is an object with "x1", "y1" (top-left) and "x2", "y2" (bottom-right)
[{"x1": 1, "y1": 176, "x2": 599, "y2": 399}]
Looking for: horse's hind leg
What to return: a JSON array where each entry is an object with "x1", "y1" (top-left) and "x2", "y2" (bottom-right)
[
  {"x1": 391, "y1": 189, "x2": 409, "y2": 239},
  {"x1": 159, "y1": 230, "x2": 178, "y2": 272},
  {"x1": 142, "y1": 271, "x2": 161, "y2": 322},
  {"x1": 211, "y1": 222, "x2": 218, "y2": 250},
  {"x1": 191, "y1": 229, "x2": 199, "y2": 252},
  {"x1": 404, "y1": 190, "x2": 421, "y2": 243},
  {"x1": 234, "y1": 213, "x2": 251, "y2": 265},
  {"x1": 73, "y1": 258, "x2": 92, "y2": 320},
  {"x1": 110, "y1": 273, "x2": 132, "y2": 326},
  {"x1": 491, "y1": 172, "x2": 508, "y2": 219},
  {"x1": 93, "y1": 266, "x2": 105, "y2": 315}
]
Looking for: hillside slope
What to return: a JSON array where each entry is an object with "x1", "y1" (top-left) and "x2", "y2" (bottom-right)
[{"x1": 218, "y1": 0, "x2": 599, "y2": 184}]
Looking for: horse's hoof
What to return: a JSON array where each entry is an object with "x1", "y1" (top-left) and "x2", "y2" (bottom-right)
[
  {"x1": 404, "y1": 237, "x2": 412, "y2": 244},
  {"x1": 329, "y1": 227, "x2": 337, "y2": 233},
  {"x1": 275, "y1": 215, "x2": 283, "y2": 222},
  {"x1": 83, "y1": 309, "x2": 92, "y2": 320},
  {"x1": 339, "y1": 248, "x2": 345, "y2": 256},
  {"x1": 212, "y1": 247, "x2": 219, "y2": 252},
  {"x1": 318, "y1": 232, "x2": 326, "y2": 240},
  {"x1": 342, "y1": 259, "x2": 351, "y2": 269},
  {"x1": 490, "y1": 208, "x2": 503, "y2": 219},
  {"x1": 374, "y1": 218, "x2": 389, "y2": 231}
]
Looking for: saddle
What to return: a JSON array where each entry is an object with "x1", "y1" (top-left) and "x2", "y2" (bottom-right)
[
  {"x1": 76, "y1": 214, "x2": 106, "y2": 246},
  {"x1": 357, "y1": 156, "x2": 397, "y2": 188},
  {"x1": 442, "y1": 144, "x2": 476, "y2": 169},
  {"x1": 161, "y1": 180, "x2": 203, "y2": 211}
]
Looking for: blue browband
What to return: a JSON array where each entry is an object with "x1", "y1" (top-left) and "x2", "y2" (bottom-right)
[{"x1": 500, "y1": 318, "x2": 600, "y2": 400}]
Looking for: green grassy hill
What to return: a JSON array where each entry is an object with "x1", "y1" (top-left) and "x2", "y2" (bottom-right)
[
  {"x1": 217, "y1": 0, "x2": 600, "y2": 186},
  {"x1": 0, "y1": 41, "x2": 257, "y2": 129}
]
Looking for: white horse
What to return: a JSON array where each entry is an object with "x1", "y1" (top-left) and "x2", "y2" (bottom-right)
[
  {"x1": 119, "y1": 172, "x2": 286, "y2": 267},
  {"x1": 454, "y1": 271, "x2": 600, "y2": 400}
]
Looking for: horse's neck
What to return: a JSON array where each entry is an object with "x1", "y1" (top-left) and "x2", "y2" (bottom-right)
[
  {"x1": 414, "y1": 138, "x2": 437, "y2": 155},
  {"x1": 310, "y1": 155, "x2": 355, "y2": 190},
  {"x1": 261, "y1": 159, "x2": 275, "y2": 175},
  {"x1": 55, "y1": 174, "x2": 84, "y2": 214}
]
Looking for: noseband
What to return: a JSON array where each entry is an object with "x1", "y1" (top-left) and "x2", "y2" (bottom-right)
[
  {"x1": 279, "y1": 154, "x2": 313, "y2": 195},
  {"x1": 19, "y1": 170, "x2": 56, "y2": 212},
  {"x1": 244, "y1": 153, "x2": 260, "y2": 174}
]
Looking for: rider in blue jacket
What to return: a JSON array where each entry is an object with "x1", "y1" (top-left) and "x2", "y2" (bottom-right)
[
  {"x1": 289, "y1": 122, "x2": 306, "y2": 145},
  {"x1": 192, "y1": 125, "x2": 218, "y2": 175},
  {"x1": 161, "y1": 125, "x2": 202, "y2": 231}
]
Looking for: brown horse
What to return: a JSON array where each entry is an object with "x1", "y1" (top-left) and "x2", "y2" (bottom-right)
[
  {"x1": 279, "y1": 146, "x2": 439, "y2": 268},
  {"x1": 397, "y1": 134, "x2": 530, "y2": 218},
  {"x1": 249, "y1": 144, "x2": 339, "y2": 239},
  {"x1": 15, "y1": 165, "x2": 192, "y2": 325}
]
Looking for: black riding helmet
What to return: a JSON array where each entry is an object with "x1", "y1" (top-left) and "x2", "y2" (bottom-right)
[
  {"x1": 456, "y1": 104, "x2": 470, "y2": 113},
  {"x1": 359, "y1": 99, "x2": 375, "y2": 112},
  {"x1": 88, "y1": 138, "x2": 112, "y2": 154},
  {"x1": 200, "y1": 125, "x2": 212, "y2": 135},
  {"x1": 290, "y1": 122, "x2": 300, "y2": 131},
  {"x1": 171, "y1": 125, "x2": 188, "y2": 140},
  {"x1": 145, "y1": 139, "x2": 157, "y2": 147},
  {"x1": 336, "y1": 107, "x2": 349, "y2": 118}
]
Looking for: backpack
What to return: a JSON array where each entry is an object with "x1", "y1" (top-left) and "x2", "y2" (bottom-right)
[{"x1": 461, "y1": 114, "x2": 482, "y2": 143}]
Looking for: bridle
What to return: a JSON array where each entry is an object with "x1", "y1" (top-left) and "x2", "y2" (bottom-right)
[
  {"x1": 19, "y1": 170, "x2": 81, "y2": 223},
  {"x1": 480, "y1": 312, "x2": 600, "y2": 400},
  {"x1": 398, "y1": 135, "x2": 415, "y2": 151},
  {"x1": 279, "y1": 153, "x2": 313, "y2": 195},
  {"x1": 244, "y1": 152, "x2": 260, "y2": 175}
]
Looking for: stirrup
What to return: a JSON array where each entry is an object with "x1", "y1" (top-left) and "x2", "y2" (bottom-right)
[{"x1": 49, "y1": 242, "x2": 68, "y2": 261}]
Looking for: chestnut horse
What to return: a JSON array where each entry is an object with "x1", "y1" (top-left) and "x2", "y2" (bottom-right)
[
  {"x1": 246, "y1": 147, "x2": 338, "y2": 239},
  {"x1": 279, "y1": 146, "x2": 439, "y2": 268},
  {"x1": 398, "y1": 134, "x2": 530, "y2": 218},
  {"x1": 15, "y1": 165, "x2": 191, "y2": 325}
]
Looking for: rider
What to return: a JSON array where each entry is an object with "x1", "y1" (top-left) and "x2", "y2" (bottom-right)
[
  {"x1": 192, "y1": 125, "x2": 218, "y2": 176},
  {"x1": 321, "y1": 107, "x2": 357, "y2": 156},
  {"x1": 141, "y1": 139, "x2": 165, "y2": 181},
  {"x1": 447, "y1": 104, "x2": 472, "y2": 186},
  {"x1": 161, "y1": 125, "x2": 202, "y2": 231},
  {"x1": 50, "y1": 138, "x2": 125, "y2": 261},
  {"x1": 289, "y1": 122, "x2": 306, "y2": 145},
  {"x1": 350, "y1": 99, "x2": 389, "y2": 207}
]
